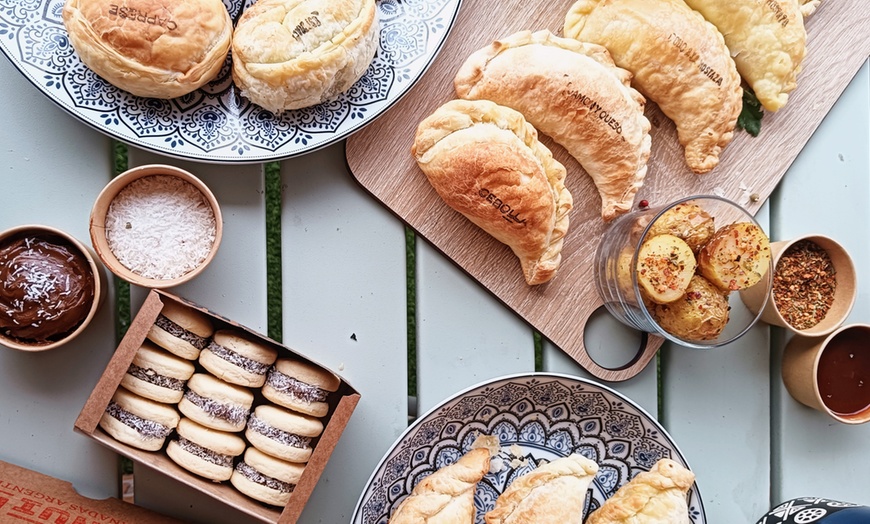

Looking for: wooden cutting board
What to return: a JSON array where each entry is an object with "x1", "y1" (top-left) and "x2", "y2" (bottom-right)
[{"x1": 346, "y1": 0, "x2": 870, "y2": 381}]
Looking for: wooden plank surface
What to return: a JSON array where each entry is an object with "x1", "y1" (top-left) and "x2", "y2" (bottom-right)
[{"x1": 346, "y1": 0, "x2": 870, "y2": 382}]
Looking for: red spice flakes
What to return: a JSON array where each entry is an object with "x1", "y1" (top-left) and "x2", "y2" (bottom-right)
[{"x1": 772, "y1": 240, "x2": 836, "y2": 330}]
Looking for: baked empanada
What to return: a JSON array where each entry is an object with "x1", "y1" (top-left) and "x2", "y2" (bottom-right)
[
  {"x1": 389, "y1": 448, "x2": 492, "y2": 524},
  {"x1": 454, "y1": 30, "x2": 651, "y2": 222},
  {"x1": 585, "y1": 459, "x2": 695, "y2": 524},
  {"x1": 682, "y1": 0, "x2": 812, "y2": 111},
  {"x1": 412, "y1": 99, "x2": 573, "y2": 285},
  {"x1": 232, "y1": 0, "x2": 378, "y2": 112},
  {"x1": 485, "y1": 454, "x2": 599, "y2": 524},
  {"x1": 564, "y1": 0, "x2": 743, "y2": 174}
]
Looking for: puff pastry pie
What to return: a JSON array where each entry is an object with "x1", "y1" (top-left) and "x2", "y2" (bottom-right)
[
  {"x1": 389, "y1": 448, "x2": 492, "y2": 524},
  {"x1": 454, "y1": 30, "x2": 651, "y2": 222},
  {"x1": 232, "y1": 0, "x2": 379, "y2": 113},
  {"x1": 412, "y1": 99, "x2": 573, "y2": 285},
  {"x1": 62, "y1": 0, "x2": 232, "y2": 98},
  {"x1": 682, "y1": 0, "x2": 813, "y2": 111},
  {"x1": 585, "y1": 459, "x2": 695, "y2": 524},
  {"x1": 485, "y1": 454, "x2": 599, "y2": 524},
  {"x1": 564, "y1": 0, "x2": 743, "y2": 174}
]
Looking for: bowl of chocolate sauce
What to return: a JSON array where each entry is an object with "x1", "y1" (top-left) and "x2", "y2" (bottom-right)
[{"x1": 0, "y1": 225, "x2": 104, "y2": 351}]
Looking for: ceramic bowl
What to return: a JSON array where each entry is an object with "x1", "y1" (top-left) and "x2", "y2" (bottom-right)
[
  {"x1": 0, "y1": 224, "x2": 104, "y2": 351},
  {"x1": 90, "y1": 164, "x2": 222, "y2": 289}
]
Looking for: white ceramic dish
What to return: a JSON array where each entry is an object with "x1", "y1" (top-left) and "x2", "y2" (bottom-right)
[
  {"x1": 0, "y1": 0, "x2": 461, "y2": 163},
  {"x1": 352, "y1": 372, "x2": 706, "y2": 524}
]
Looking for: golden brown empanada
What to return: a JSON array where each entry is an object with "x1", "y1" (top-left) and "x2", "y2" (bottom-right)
[
  {"x1": 585, "y1": 458, "x2": 695, "y2": 524},
  {"x1": 485, "y1": 454, "x2": 599, "y2": 524},
  {"x1": 412, "y1": 99, "x2": 573, "y2": 285},
  {"x1": 454, "y1": 30, "x2": 651, "y2": 222},
  {"x1": 232, "y1": 0, "x2": 378, "y2": 112},
  {"x1": 682, "y1": 0, "x2": 812, "y2": 111},
  {"x1": 564, "y1": 0, "x2": 743, "y2": 174},
  {"x1": 389, "y1": 448, "x2": 492, "y2": 524}
]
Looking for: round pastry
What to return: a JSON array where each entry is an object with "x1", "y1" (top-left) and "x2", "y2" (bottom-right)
[
  {"x1": 120, "y1": 340, "x2": 196, "y2": 403},
  {"x1": 167, "y1": 418, "x2": 246, "y2": 481},
  {"x1": 231, "y1": 447, "x2": 306, "y2": 507},
  {"x1": 199, "y1": 329, "x2": 278, "y2": 387},
  {"x1": 147, "y1": 300, "x2": 214, "y2": 360},
  {"x1": 231, "y1": 0, "x2": 380, "y2": 113},
  {"x1": 245, "y1": 404, "x2": 324, "y2": 463},
  {"x1": 179, "y1": 373, "x2": 254, "y2": 432},
  {"x1": 262, "y1": 358, "x2": 341, "y2": 418},
  {"x1": 99, "y1": 387, "x2": 180, "y2": 451},
  {"x1": 62, "y1": 0, "x2": 233, "y2": 99}
]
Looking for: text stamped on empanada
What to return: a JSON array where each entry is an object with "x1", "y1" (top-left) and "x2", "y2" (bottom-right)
[
  {"x1": 480, "y1": 189, "x2": 526, "y2": 225},
  {"x1": 108, "y1": 5, "x2": 178, "y2": 31}
]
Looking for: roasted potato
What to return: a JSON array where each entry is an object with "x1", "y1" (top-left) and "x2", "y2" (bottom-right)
[
  {"x1": 654, "y1": 275, "x2": 730, "y2": 341},
  {"x1": 697, "y1": 222, "x2": 771, "y2": 291},
  {"x1": 636, "y1": 234, "x2": 697, "y2": 304},
  {"x1": 646, "y1": 202, "x2": 715, "y2": 253}
]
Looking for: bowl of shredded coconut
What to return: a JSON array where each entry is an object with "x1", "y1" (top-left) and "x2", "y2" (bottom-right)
[{"x1": 89, "y1": 165, "x2": 222, "y2": 288}]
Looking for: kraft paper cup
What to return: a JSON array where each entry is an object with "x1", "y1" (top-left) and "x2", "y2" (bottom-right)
[
  {"x1": 0, "y1": 224, "x2": 105, "y2": 352},
  {"x1": 740, "y1": 234, "x2": 856, "y2": 337},
  {"x1": 782, "y1": 323, "x2": 870, "y2": 425}
]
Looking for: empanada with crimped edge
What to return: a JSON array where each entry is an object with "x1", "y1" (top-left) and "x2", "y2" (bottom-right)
[
  {"x1": 485, "y1": 454, "x2": 599, "y2": 524},
  {"x1": 682, "y1": 0, "x2": 814, "y2": 112},
  {"x1": 564, "y1": 0, "x2": 743, "y2": 174},
  {"x1": 585, "y1": 458, "x2": 695, "y2": 524},
  {"x1": 454, "y1": 30, "x2": 651, "y2": 222},
  {"x1": 412, "y1": 99, "x2": 573, "y2": 286},
  {"x1": 231, "y1": 0, "x2": 378, "y2": 113},
  {"x1": 388, "y1": 448, "x2": 492, "y2": 524}
]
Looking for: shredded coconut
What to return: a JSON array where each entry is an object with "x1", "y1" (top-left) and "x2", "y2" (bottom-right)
[{"x1": 105, "y1": 175, "x2": 216, "y2": 280}]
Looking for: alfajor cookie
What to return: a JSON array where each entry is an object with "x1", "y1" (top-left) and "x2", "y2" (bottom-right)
[
  {"x1": 99, "y1": 387, "x2": 180, "y2": 451},
  {"x1": 120, "y1": 340, "x2": 196, "y2": 403},
  {"x1": 179, "y1": 373, "x2": 254, "y2": 432},
  {"x1": 245, "y1": 404, "x2": 323, "y2": 463},
  {"x1": 262, "y1": 358, "x2": 340, "y2": 418},
  {"x1": 167, "y1": 418, "x2": 246, "y2": 481},
  {"x1": 231, "y1": 447, "x2": 305, "y2": 507},
  {"x1": 147, "y1": 300, "x2": 214, "y2": 360},
  {"x1": 199, "y1": 329, "x2": 278, "y2": 387}
]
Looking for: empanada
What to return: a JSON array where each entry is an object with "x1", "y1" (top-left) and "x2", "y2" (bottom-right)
[
  {"x1": 412, "y1": 99, "x2": 573, "y2": 285},
  {"x1": 232, "y1": 0, "x2": 378, "y2": 112},
  {"x1": 454, "y1": 30, "x2": 651, "y2": 222},
  {"x1": 682, "y1": 0, "x2": 812, "y2": 111},
  {"x1": 585, "y1": 458, "x2": 695, "y2": 524},
  {"x1": 564, "y1": 0, "x2": 743, "y2": 174},
  {"x1": 485, "y1": 454, "x2": 599, "y2": 524},
  {"x1": 389, "y1": 448, "x2": 492, "y2": 524}
]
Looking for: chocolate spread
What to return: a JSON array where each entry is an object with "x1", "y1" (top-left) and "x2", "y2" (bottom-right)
[
  {"x1": 247, "y1": 413, "x2": 312, "y2": 449},
  {"x1": 235, "y1": 461, "x2": 296, "y2": 494},
  {"x1": 0, "y1": 234, "x2": 94, "y2": 343},
  {"x1": 265, "y1": 368, "x2": 329, "y2": 404}
]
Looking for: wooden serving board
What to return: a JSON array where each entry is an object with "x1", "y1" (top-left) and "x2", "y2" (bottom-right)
[{"x1": 346, "y1": 0, "x2": 870, "y2": 381}]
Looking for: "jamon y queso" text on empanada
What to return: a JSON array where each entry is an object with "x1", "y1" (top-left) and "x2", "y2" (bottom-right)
[
  {"x1": 564, "y1": 0, "x2": 743, "y2": 174},
  {"x1": 412, "y1": 99, "x2": 573, "y2": 286},
  {"x1": 454, "y1": 30, "x2": 651, "y2": 222}
]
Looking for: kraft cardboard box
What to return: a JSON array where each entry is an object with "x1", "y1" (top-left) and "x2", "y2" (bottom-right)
[
  {"x1": 74, "y1": 290, "x2": 360, "y2": 524},
  {"x1": 0, "y1": 460, "x2": 183, "y2": 523}
]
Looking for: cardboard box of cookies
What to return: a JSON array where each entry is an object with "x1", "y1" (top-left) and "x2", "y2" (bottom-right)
[{"x1": 74, "y1": 289, "x2": 360, "y2": 523}]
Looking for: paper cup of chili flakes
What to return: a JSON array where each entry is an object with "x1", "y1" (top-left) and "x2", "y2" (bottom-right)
[
  {"x1": 89, "y1": 165, "x2": 222, "y2": 289},
  {"x1": 739, "y1": 234, "x2": 856, "y2": 337}
]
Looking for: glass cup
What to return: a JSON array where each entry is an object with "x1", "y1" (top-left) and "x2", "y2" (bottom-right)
[{"x1": 594, "y1": 195, "x2": 773, "y2": 349}]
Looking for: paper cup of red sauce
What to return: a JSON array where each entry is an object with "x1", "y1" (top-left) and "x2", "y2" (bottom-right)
[{"x1": 782, "y1": 323, "x2": 870, "y2": 424}]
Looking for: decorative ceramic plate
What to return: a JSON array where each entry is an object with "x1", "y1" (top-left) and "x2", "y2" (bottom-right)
[
  {"x1": 0, "y1": 0, "x2": 460, "y2": 163},
  {"x1": 352, "y1": 373, "x2": 706, "y2": 524}
]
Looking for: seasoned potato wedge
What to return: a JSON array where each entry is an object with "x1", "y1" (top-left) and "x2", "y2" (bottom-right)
[
  {"x1": 697, "y1": 222, "x2": 771, "y2": 291},
  {"x1": 636, "y1": 234, "x2": 696, "y2": 304},
  {"x1": 654, "y1": 275, "x2": 730, "y2": 341},
  {"x1": 647, "y1": 202, "x2": 715, "y2": 253}
]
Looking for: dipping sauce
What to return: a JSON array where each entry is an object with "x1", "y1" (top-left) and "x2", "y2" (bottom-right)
[
  {"x1": 817, "y1": 327, "x2": 870, "y2": 416},
  {"x1": 0, "y1": 234, "x2": 95, "y2": 344}
]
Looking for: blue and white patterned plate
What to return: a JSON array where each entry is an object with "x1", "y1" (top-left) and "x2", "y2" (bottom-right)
[
  {"x1": 0, "y1": 0, "x2": 460, "y2": 163},
  {"x1": 352, "y1": 373, "x2": 706, "y2": 524}
]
